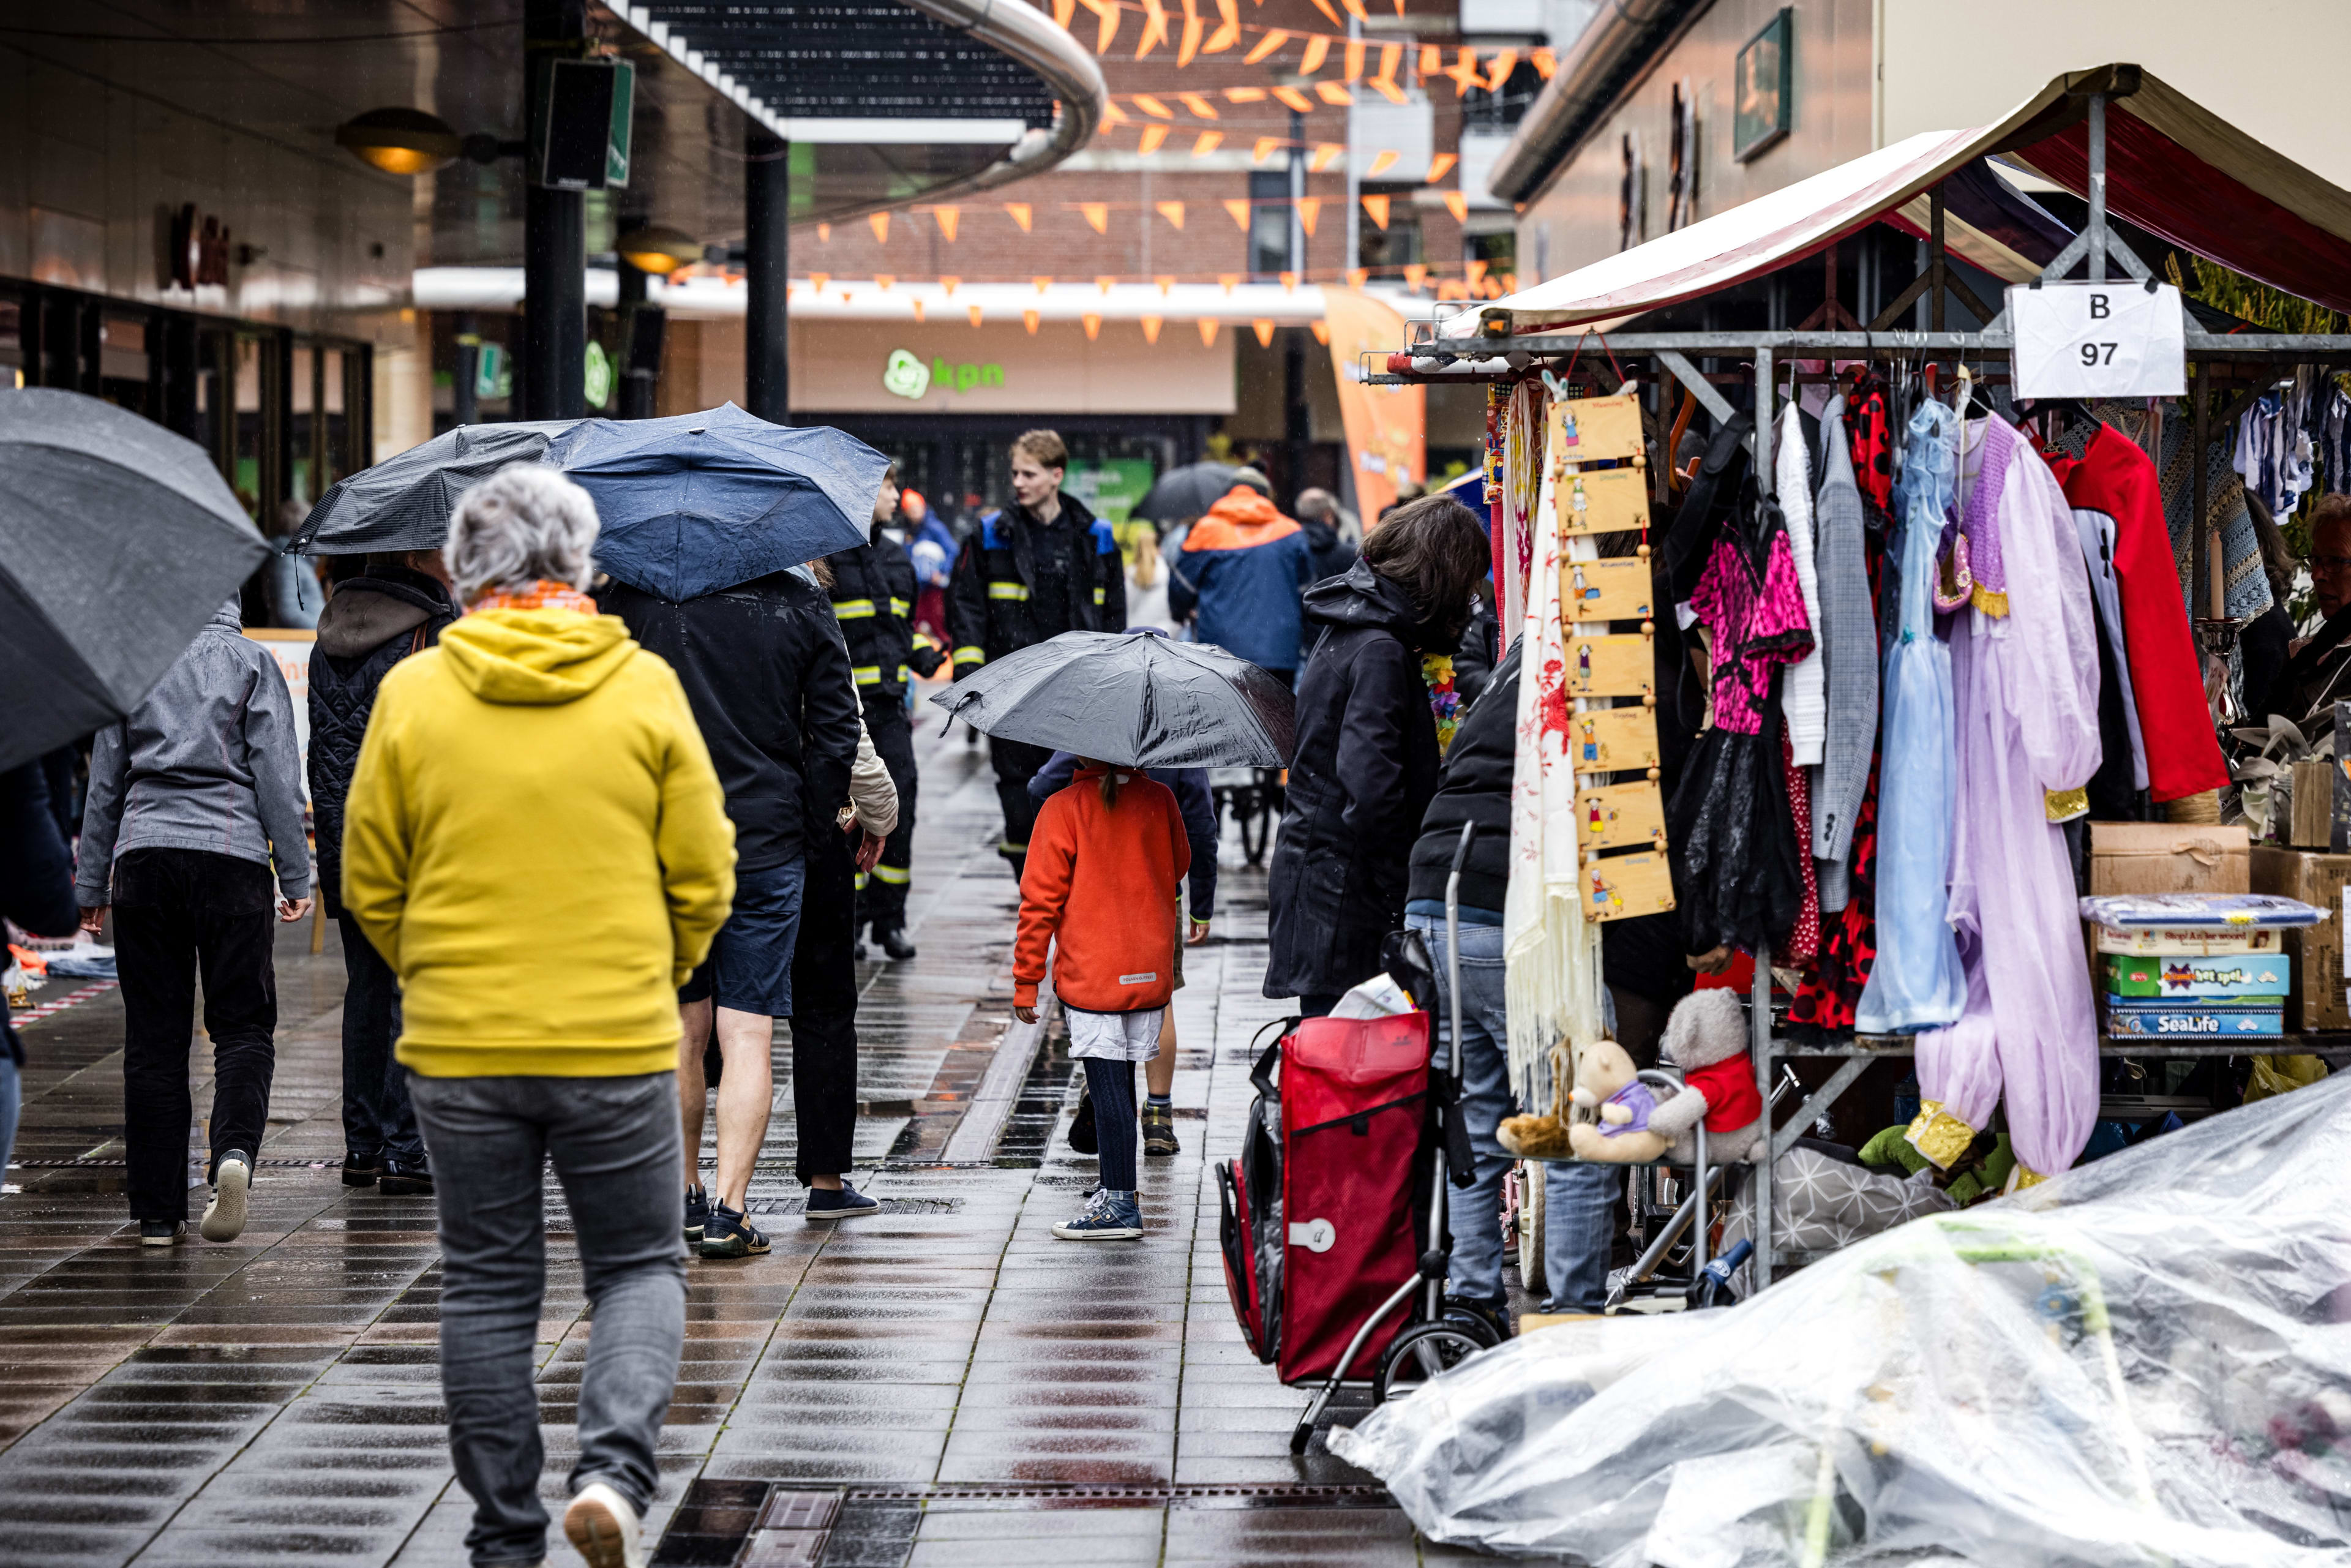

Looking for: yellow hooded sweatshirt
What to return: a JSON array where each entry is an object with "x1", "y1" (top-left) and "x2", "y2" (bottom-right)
[{"x1": 341, "y1": 607, "x2": 737, "y2": 1078}]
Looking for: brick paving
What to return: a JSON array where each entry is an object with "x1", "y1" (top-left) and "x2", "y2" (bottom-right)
[{"x1": 0, "y1": 716, "x2": 1513, "y2": 1566}]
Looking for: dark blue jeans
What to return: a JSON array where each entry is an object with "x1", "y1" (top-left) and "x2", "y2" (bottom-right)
[{"x1": 337, "y1": 912, "x2": 422, "y2": 1163}]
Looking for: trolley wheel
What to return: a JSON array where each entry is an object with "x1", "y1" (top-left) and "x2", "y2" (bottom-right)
[
  {"x1": 1518, "y1": 1162, "x2": 1547, "y2": 1298},
  {"x1": 1372, "y1": 1321, "x2": 1490, "y2": 1404}
]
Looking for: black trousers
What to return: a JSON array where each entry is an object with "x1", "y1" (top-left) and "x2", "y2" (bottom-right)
[
  {"x1": 337, "y1": 912, "x2": 423, "y2": 1163},
  {"x1": 989, "y1": 735, "x2": 1053, "y2": 879},
  {"x1": 112, "y1": 848, "x2": 277, "y2": 1221},
  {"x1": 858, "y1": 699, "x2": 918, "y2": 931},
  {"x1": 789, "y1": 827, "x2": 860, "y2": 1184}
]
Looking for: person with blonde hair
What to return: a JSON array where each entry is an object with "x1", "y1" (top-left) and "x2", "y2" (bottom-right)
[{"x1": 342, "y1": 462, "x2": 737, "y2": 1568}]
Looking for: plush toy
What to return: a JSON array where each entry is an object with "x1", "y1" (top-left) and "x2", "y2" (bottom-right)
[
  {"x1": 1645, "y1": 989, "x2": 1769, "y2": 1164},
  {"x1": 1562, "y1": 1037, "x2": 1673, "y2": 1163},
  {"x1": 1497, "y1": 1041, "x2": 1581, "y2": 1158}
]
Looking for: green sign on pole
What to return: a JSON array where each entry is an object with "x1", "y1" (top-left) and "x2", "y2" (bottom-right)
[
  {"x1": 607, "y1": 59, "x2": 634, "y2": 189},
  {"x1": 474, "y1": 342, "x2": 509, "y2": 402},
  {"x1": 1067, "y1": 460, "x2": 1155, "y2": 525},
  {"x1": 585, "y1": 341, "x2": 615, "y2": 408}
]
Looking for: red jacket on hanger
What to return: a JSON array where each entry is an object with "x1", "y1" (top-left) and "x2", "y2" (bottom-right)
[{"x1": 2051, "y1": 424, "x2": 2230, "y2": 803}]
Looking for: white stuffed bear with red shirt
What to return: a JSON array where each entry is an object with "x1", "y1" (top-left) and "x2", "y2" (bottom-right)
[{"x1": 1644, "y1": 989, "x2": 1769, "y2": 1163}]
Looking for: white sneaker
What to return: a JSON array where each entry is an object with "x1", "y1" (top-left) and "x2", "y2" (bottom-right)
[
  {"x1": 200, "y1": 1152, "x2": 251, "y2": 1242},
  {"x1": 563, "y1": 1480, "x2": 647, "y2": 1568}
]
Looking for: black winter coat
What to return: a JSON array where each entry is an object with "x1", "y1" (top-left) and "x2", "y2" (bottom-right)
[
  {"x1": 307, "y1": 568, "x2": 456, "y2": 917},
  {"x1": 600, "y1": 572, "x2": 862, "y2": 873},
  {"x1": 945, "y1": 493, "x2": 1127, "y2": 675},
  {"x1": 1263, "y1": 562, "x2": 1446, "y2": 999},
  {"x1": 1301, "y1": 514, "x2": 1357, "y2": 587},
  {"x1": 3, "y1": 760, "x2": 80, "y2": 1067},
  {"x1": 1408, "y1": 635, "x2": 1519, "y2": 915},
  {"x1": 823, "y1": 525, "x2": 942, "y2": 702}
]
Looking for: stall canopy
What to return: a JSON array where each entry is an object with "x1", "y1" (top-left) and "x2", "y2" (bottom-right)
[{"x1": 1451, "y1": 64, "x2": 2351, "y2": 338}]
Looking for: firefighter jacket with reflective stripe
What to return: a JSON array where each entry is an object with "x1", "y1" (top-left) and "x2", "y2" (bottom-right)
[
  {"x1": 945, "y1": 493, "x2": 1127, "y2": 673},
  {"x1": 823, "y1": 526, "x2": 942, "y2": 699}
]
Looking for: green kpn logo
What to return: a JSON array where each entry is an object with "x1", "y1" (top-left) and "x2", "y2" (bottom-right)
[
  {"x1": 883, "y1": 349, "x2": 1007, "y2": 399},
  {"x1": 882, "y1": 349, "x2": 931, "y2": 399}
]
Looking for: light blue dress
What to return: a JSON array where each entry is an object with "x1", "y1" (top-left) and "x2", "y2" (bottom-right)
[{"x1": 1854, "y1": 402, "x2": 1966, "y2": 1033}]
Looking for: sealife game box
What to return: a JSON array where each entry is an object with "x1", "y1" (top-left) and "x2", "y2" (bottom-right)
[
  {"x1": 2101, "y1": 953, "x2": 2291, "y2": 999},
  {"x1": 2104, "y1": 1002, "x2": 2284, "y2": 1039}
]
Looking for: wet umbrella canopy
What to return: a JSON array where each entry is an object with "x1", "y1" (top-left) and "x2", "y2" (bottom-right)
[
  {"x1": 289, "y1": 420, "x2": 580, "y2": 555},
  {"x1": 1132, "y1": 461, "x2": 1245, "y2": 524},
  {"x1": 0, "y1": 388, "x2": 268, "y2": 771},
  {"x1": 546, "y1": 403, "x2": 888, "y2": 600},
  {"x1": 931, "y1": 629, "x2": 1295, "y2": 768}
]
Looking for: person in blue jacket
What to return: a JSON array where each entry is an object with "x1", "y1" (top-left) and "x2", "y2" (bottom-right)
[
  {"x1": 1030, "y1": 740, "x2": 1217, "y2": 1158},
  {"x1": 1165, "y1": 471, "x2": 1313, "y2": 685}
]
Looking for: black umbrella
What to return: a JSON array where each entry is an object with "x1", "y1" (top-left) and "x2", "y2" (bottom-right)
[
  {"x1": 0, "y1": 388, "x2": 269, "y2": 771},
  {"x1": 288, "y1": 419, "x2": 579, "y2": 555},
  {"x1": 1132, "y1": 462, "x2": 1246, "y2": 524},
  {"x1": 929, "y1": 629, "x2": 1295, "y2": 768}
]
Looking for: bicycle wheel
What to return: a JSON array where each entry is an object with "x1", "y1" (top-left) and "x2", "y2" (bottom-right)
[{"x1": 1517, "y1": 1162, "x2": 1547, "y2": 1297}]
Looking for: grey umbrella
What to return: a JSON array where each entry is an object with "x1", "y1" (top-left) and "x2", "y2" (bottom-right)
[
  {"x1": 929, "y1": 629, "x2": 1295, "y2": 768},
  {"x1": 0, "y1": 388, "x2": 269, "y2": 771},
  {"x1": 1132, "y1": 462, "x2": 1243, "y2": 524},
  {"x1": 288, "y1": 419, "x2": 579, "y2": 555}
]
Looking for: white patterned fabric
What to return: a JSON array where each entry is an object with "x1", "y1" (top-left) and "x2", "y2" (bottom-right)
[
  {"x1": 1776, "y1": 403, "x2": 1828, "y2": 767},
  {"x1": 1064, "y1": 1005, "x2": 1163, "y2": 1062}
]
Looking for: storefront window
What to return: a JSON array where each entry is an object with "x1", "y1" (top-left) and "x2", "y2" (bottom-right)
[
  {"x1": 321, "y1": 347, "x2": 348, "y2": 495},
  {"x1": 289, "y1": 343, "x2": 315, "y2": 516},
  {"x1": 232, "y1": 334, "x2": 272, "y2": 524}
]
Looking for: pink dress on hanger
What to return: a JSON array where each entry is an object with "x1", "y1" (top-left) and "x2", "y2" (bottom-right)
[{"x1": 1910, "y1": 417, "x2": 2104, "y2": 1186}]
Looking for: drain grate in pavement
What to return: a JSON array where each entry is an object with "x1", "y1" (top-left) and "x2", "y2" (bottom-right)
[{"x1": 842, "y1": 1482, "x2": 1395, "y2": 1507}]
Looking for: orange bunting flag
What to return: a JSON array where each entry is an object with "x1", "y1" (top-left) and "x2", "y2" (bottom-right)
[
  {"x1": 1308, "y1": 0, "x2": 1343, "y2": 26},
  {"x1": 1272, "y1": 84, "x2": 1313, "y2": 113},
  {"x1": 1403, "y1": 262, "x2": 1428, "y2": 290},
  {"x1": 1299, "y1": 36, "x2": 1329, "y2": 74},
  {"x1": 1361, "y1": 193, "x2": 1390, "y2": 229},
  {"x1": 1483, "y1": 48, "x2": 1518, "y2": 92},
  {"x1": 1419, "y1": 44, "x2": 1441, "y2": 76},
  {"x1": 1316, "y1": 82, "x2": 1354, "y2": 106},
  {"x1": 1311, "y1": 321, "x2": 1332, "y2": 345},
  {"x1": 969, "y1": 304, "x2": 984, "y2": 326},
  {"x1": 1369, "y1": 72, "x2": 1406, "y2": 105},
  {"x1": 1135, "y1": 0, "x2": 1169, "y2": 57},
  {"x1": 1441, "y1": 190, "x2": 1469, "y2": 222},
  {"x1": 1178, "y1": 12, "x2": 1203, "y2": 62},
  {"x1": 1371, "y1": 42, "x2": 1401, "y2": 89},
  {"x1": 940, "y1": 276, "x2": 961, "y2": 296},
  {"x1": 839, "y1": 291, "x2": 855, "y2": 306},
  {"x1": 1250, "y1": 138, "x2": 1279, "y2": 164},
  {"x1": 1179, "y1": 92, "x2": 1218, "y2": 119},
  {"x1": 1296, "y1": 197, "x2": 1322, "y2": 236},
  {"x1": 1083, "y1": 313, "x2": 1103, "y2": 340},
  {"x1": 1006, "y1": 203, "x2": 1033, "y2": 231},
  {"x1": 869, "y1": 211, "x2": 890, "y2": 244},
  {"x1": 1310, "y1": 143, "x2": 1342, "y2": 172},
  {"x1": 934, "y1": 205, "x2": 961, "y2": 241},
  {"x1": 1097, "y1": 275, "x2": 1117, "y2": 293},
  {"x1": 1253, "y1": 318, "x2": 1277, "y2": 347},
  {"x1": 1138, "y1": 124, "x2": 1169, "y2": 154},
  {"x1": 1191, "y1": 132, "x2": 1223, "y2": 156},
  {"x1": 811, "y1": 272, "x2": 831, "y2": 293},
  {"x1": 1218, "y1": 273, "x2": 1240, "y2": 293},
  {"x1": 1223, "y1": 198, "x2": 1252, "y2": 230},
  {"x1": 1079, "y1": 203, "x2": 1110, "y2": 233},
  {"x1": 911, "y1": 298, "x2": 926, "y2": 321},
  {"x1": 815, "y1": 222, "x2": 832, "y2": 244},
  {"x1": 1199, "y1": 318, "x2": 1220, "y2": 345},
  {"x1": 1081, "y1": 0, "x2": 1120, "y2": 52},
  {"x1": 1205, "y1": 0, "x2": 1240, "y2": 53},
  {"x1": 1346, "y1": 266, "x2": 1370, "y2": 288},
  {"x1": 1367, "y1": 149, "x2": 1399, "y2": 178},
  {"x1": 1340, "y1": 0, "x2": 1369, "y2": 19},
  {"x1": 1242, "y1": 31, "x2": 1286, "y2": 64},
  {"x1": 1156, "y1": 275, "x2": 1175, "y2": 294},
  {"x1": 1225, "y1": 85, "x2": 1268, "y2": 102},
  {"x1": 1141, "y1": 315, "x2": 1163, "y2": 343},
  {"x1": 1531, "y1": 46, "x2": 1556, "y2": 79},
  {"x1": 1343, "y1": 39, "x2": 1364, "y2": 81},
  {"x1": 1426, "y1": 151, "x2": 1458, "y2": 182},
  {"x1": 1155, "y1": 201, "x2": 1187, "y2": 230},
  {"x1": 876, "y1": 273, "x2": 896, "y2": 290},
  {"x1": 1134, "y1": 94, "x2": 1174, "y2": 118},
  {"x1": 1465, "y1": 259, "x2": 1489, "y2": 287},
  {"x1": 1445, "y1": 46, "x2": 1482, "y2": 96},
  {"x1": 1034, "y1": 276, "x2": 1054, "y2": 293},
  {"x1": 1052, "y1": 0, "x2": 1076, "y2": 25},
  {"x1": 1101, "y1": 98, "x2": 1131, "y2": 124},
  {"x1": 1279, "y1": 270, "x2": 1299, "y2": 291},
  {"x1": 1499, "y1": 271, "x2": 1517, "y2": 293},
  {"x1": 1024, "y1": 309, "x2": 1041, "y2": 334}
]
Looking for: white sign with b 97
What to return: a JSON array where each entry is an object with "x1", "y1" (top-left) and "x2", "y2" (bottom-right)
[{"x1": 2008, "y1": 280, "x2": 2187, "y2": 399}]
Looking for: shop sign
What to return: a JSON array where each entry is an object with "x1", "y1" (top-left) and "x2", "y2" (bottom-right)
[
  {"x1": 584, "y1": 340, "x2": 615, "y2": 408},
  {"x1": 883, "y1": 349, "x2": 1007, "y2": 399},
  {"x1": 1067, "y1": 459, "x2": 1155, "y2": 525},
  {"x1": 2008, "y1": 280, "x2": 2186, "y2": 399},
  {"x1": 882, "y1": 348, "x2": 931, "y2": 399},
  {"x1": 474, "y1": 342, "x2": 511, "y2": 402},
  {"x1": 1733, "y1": 9, "x2": 1793, "y2": 163},
  {"x1": 168, "y1": 204, "x2": 233, "y2": 289}
]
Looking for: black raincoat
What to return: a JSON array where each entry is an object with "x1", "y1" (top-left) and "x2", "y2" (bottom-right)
[
  {"x1": 943, "y1": 493, "x2": 1128, "y2": 675},
  {"x1": 1263, "y1": 561, "x2": 1447, "y2": 1001}
]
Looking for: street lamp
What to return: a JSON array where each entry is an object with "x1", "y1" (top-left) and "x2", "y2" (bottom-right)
[
  {"x1": 616, "y1": 225, "x2": 703, "y2": 276},
  {"x1": 335, "y1": 107, "x2": 464, "y2": 176}
]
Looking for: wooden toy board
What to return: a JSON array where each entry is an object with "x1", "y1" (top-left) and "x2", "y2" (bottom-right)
[
  {"x1": 1570, "y1": 704, "x2": 1660, "y2": 771},
  {"x1": 1556, "y1": 465, "x2": 1651, "y2": 537},
  {"x1": 1577, "y1": 782, "x2": 1667, "y2": 852},
  {"x1": 1585, "y1": 849, "x2": 1675, "y2": 922},
  {"x1": 1562, "y1": 556, "x2": 1654, "y2": 622},
  {"x1": 1564, "y1": 631, "x2": 1654, "y2": 697},
  {"x1": 1555, "y1": 394, "x2": 1644, "y2": 462}
]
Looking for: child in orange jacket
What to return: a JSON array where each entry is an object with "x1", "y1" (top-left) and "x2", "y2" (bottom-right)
[{"x1": 1013, "y1": 759, "x2": 1190, "y2": 1240}]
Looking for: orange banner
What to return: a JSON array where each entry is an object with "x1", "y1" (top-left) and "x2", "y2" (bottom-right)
[{"x1": 1322, "y1": 289, "x2": 1424, "y2": 523}]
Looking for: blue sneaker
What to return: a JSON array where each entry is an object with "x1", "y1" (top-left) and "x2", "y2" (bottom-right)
[
  {"x1": 803, "y1": 1184, "x2": 882, "y2": 1223},
  {"x1": 683, "y1": 1184, "x2": 710, "y2": 1242},
  {"x1": 1052, "y1": 1188, "x2": 1142, "y2": 1241},
  {"x1": 699, "y1": 1201, "x2": 770, "y2": 1259}
]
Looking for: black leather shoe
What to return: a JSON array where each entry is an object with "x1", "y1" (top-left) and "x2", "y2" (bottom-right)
[
  {"x1": 875, "y1": 925, "x2": 917, "y2": 961},
  {"x1": 342, "y1": 1153, "x2": 384, "y2": 1187},
  {"x1": 378, "y1": 1158, "x2": 433, "y2": 1196}
]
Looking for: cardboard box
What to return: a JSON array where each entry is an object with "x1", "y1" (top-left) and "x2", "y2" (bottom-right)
[
  {"x1": 2102, "y1": 953, "x2": 2290, "y2": 999},
  {"x1": 2095, "y1": 925, "x2": 2284, "y2": 956},
  {"x1": 2087, "y1": 823, "x2": 2251, "y2": 896},
  {"x1": 2105, "y1": 1003, "x2": 2284, "y2": 1039},
  {"x1": 2249, "y1": 847, "x2": 2351, "y2": 1031}
]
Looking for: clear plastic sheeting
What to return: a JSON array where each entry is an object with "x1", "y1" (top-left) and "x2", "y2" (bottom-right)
[{"x1": 1329, "y1": 1071, "x2": 2351, "y2": 1566}]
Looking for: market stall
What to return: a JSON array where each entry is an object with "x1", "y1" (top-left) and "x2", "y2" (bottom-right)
[{"x1": 1367, "y1": 64, "x2": 2351, "y2": 1293}]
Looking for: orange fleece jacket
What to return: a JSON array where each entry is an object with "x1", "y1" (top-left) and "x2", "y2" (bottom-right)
[{"x1": 1013, "y1": 767, "x2": 1191, "y2": 1013}]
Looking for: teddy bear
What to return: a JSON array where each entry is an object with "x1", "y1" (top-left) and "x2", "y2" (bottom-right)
[
  {"x1": 1497, "y1": 1037, "x2": 1673, "y2": 1162},
  {"x1": 1643, "y1": 988, "x2": 1769, "y2": 1165}
]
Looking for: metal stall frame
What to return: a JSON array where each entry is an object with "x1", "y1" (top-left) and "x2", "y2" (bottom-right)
[{"x1": 1369, "y1": 92, "x2": 2351, "y2": 1294}]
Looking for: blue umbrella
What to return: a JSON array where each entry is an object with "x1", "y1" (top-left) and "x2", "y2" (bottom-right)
[{"x1": 546, "y1": 403, "x2": 888, "y2": 600}]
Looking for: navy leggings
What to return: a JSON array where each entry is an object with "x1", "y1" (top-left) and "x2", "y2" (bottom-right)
[{"x1": 1082, "y1": 1058, "x2": 1137, "y2": 1192}]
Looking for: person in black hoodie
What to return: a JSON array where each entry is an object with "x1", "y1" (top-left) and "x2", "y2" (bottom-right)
[
  {"x1": 599, "y1": 569, "x2": 862, "y2": 1258},
  {"x1": 308, "y1": 552, "x2": 457, "y2": 1196},
  {"x1": 1293, "y1": 487, "x2": 1359, "y2": 585},
  {"x1": 1264, "y1": 495, "x2": 1491, "y2": 1013}
]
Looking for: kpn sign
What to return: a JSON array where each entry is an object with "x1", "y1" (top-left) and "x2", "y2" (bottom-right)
[{"x1": 883, "y1": 348, "x2": 1006, "y2": 400}]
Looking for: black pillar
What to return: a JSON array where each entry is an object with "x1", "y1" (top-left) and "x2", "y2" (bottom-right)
[
  {"x1": 1282, "y1": 328, "x2": 1308, "y2": 513},
  {"x1": 452, "y1": 311, "x2": 481, "y2": 427},
  {"x1": 746, "y1": 132, "x2": 790, "y2": 423},
  {"x1": 521, "y1": 0, "x2": 587, "y2": 421},
  {"x1": 617, "y1": 258, "x2": 659, "y2": 419}
]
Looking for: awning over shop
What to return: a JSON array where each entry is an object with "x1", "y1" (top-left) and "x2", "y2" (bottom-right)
[{"x1": 1449, "y1": 65, "x2": 2351, "y2": 338}]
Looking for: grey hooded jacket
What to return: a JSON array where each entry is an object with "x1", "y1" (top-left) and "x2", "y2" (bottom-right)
[{"x1": 77, "y1": 598, "x2": 312, "y2": 904}]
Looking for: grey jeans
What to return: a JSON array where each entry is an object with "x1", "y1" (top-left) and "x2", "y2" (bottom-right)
[{"x1": 408, "y1": 1071, "x2": 689, "y2": 1568}]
